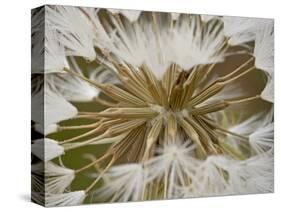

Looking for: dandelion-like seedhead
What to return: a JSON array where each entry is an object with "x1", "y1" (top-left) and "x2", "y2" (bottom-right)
[{"x1": 31, "y1": 5, "x2": 274, "y2": 206}]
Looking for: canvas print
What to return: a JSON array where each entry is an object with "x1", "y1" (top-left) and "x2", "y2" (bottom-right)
[{"x1": 31, "y1": 5, "x2": 274, "y2": 207}]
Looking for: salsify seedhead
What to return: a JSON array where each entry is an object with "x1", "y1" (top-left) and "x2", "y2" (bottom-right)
[{"x1": 31, "y1": 5, "x2": 274, "y2": 206}]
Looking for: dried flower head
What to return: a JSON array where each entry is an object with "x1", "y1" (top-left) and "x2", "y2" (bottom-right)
[{"x1": 31, "y1": 5, "x2": 274, "y2": 206}]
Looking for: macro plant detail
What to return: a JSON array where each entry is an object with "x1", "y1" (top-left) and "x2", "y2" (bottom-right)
[{"x1": 31, "y1": 5, "x2": 274, "y2": 207}]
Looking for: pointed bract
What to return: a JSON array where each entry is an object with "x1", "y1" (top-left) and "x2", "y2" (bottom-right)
[
  {"x1": 32, "y1": 138, "x2": 64, "y2": 161},
  {"x1": 46, "y1": 68, "x2": 99, "y2": 102},
  {"x1": 254, "y1": 21, "x2": 274, "y2": 73},
  {"x1": 44, "y1": 30, "x2": 69, "y2": 73},
  {"x1": 45, "y1": 162, "x2": 75, "y2": 193},
  {"x1": 46, "y1": 5, "x2": 96, "y2": 61},
  {"x1": 44, "y1": 86, "x2": 78, "y2": 125},
  {"x1": 249, "y1": 109, "x2": 274, "y2": 154},
  {"x1": 34, "y1": 123, "x2": 58, "y2": 135},
  {"x1": 223, "y1": 16, "x2": 272, "y2": 45},
  {"x1": 32, "y1": 7, "x2": 67, "y2": 73},
  {"x1": 253, "y1": 21, "x2": 274, "y2": 103},
  {"x1": 45, "y1": 191, "x2": 86, "y2": 207},
  {"x1": 93, "y1": 163, "x2": 145, "y2": 202},
  {"x1": 261, "y1": 74, "x2": 274, "y2": 102}
]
